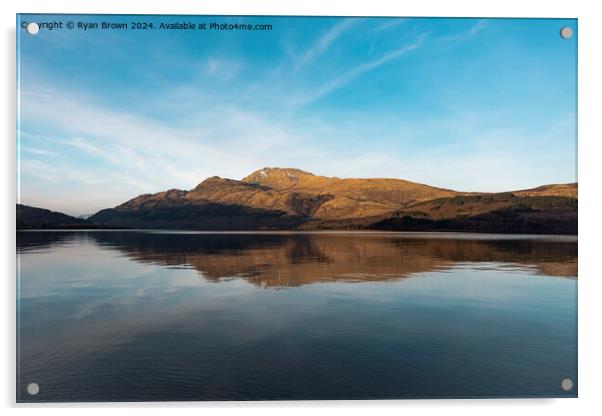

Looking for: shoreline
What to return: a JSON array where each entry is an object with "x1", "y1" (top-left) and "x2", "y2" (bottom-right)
[{"x1": 16, "y1": 228, "x2": 578, "y2": 241}]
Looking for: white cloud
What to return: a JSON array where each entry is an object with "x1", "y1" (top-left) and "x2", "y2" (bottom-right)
[
  {"x1": 205, "y1": 56, "x2": 240, "y2": 82},
  {"x1": 292, "y1": 36, "x2": 425, "y2": 107},
  {"x1": 21, "y1": 148, "x2": 59, "y2": 157},
  {"x1": 294, "y1": 19, "x2": 359, "y2": 69},
  {"x1": 469, "y1": 19, "x2": 488, "y2": 36},
  {"x1": 438, "y1": 19, "x2": 489, "y2": 43},
  {"x1": 60, "y1": 137, "x2": 119, "y2": 164},
  {"x1": 374, "y1": 18, "x2": 406, "y2": 32}
]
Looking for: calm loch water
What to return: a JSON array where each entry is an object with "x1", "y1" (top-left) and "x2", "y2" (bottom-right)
[{"x1": 16, "y1": 231, "x2": 577, "y2": 401}]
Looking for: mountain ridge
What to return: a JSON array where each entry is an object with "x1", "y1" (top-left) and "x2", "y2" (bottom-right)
[{"x1": 86, "y1": 167, "x2": 577, "y2": 234}]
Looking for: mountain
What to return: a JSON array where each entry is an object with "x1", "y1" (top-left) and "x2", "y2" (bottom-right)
[
  {"x1": 514, "y1": 183, "x2": 577, "y2": 198},
  {"x1": 91, "y1": 167, "x2": 459, "y2": 224},
  {"x1": 17, "y1": 204, "x2": 93, "y2": 229},
  {"x1": 87, "y1": 168, "x2": 577, "y2": 234},
  {"x1": 370, "y1": 193, "x2": 577, "y2": 234}
]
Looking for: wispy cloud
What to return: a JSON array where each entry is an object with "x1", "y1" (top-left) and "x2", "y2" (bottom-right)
[
  {"x1": 60, "y1": 137, "x2": 119, "y2": 164},
  {"x1": 374, "y1": 18, "x2": 406, "y2": 32},
  {"x1": 21, "y1": 147, "x2": 59, "y2": 157},
  {"x1": 204, "y1": 56, "x2": 240, "y2": 82},
  {"x1": 292, "y1": 36, "x2": 425, "y2": 107},
  {"x1": 439, "y1": 19, "x2": 489, "y2": 43},
  {"x1": 469, "y1": 19, "x2": 488, "y2": 36},
  {"x1": 294, "y1": 19, "x2": 359, "y2": 69}
]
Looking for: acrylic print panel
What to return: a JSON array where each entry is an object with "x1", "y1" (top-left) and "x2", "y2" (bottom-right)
[{"x1": 16, "y1": 15, "x2": 577, "y2": 402}]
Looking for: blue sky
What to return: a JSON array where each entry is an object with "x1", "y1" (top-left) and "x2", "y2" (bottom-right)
[{"x1": 17, "y1": 15, "x2": 577, "y2": 215}]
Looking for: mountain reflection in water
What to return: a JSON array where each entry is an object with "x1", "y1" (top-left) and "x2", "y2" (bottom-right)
[{"x1": 17, "y1": 231, "x2": 577, "y2": 288}]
